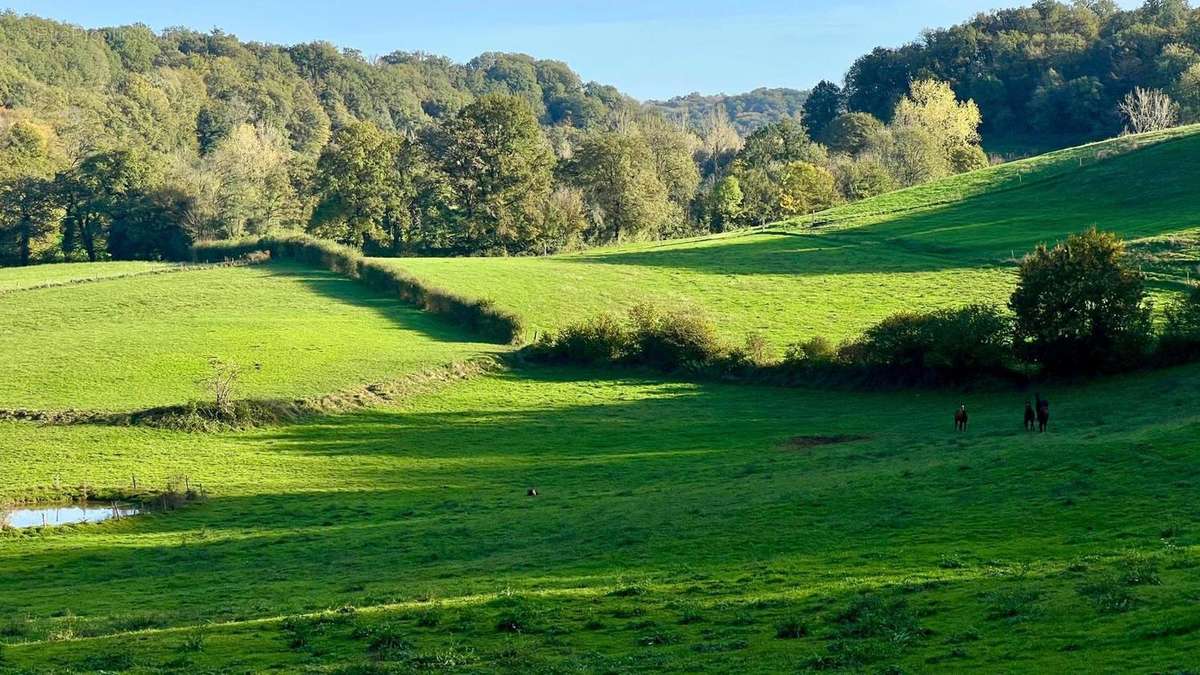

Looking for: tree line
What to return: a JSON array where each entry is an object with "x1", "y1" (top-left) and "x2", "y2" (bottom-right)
[
  {"x1": 839, "y1": 0, "x2": 1200, "y2": 140},
  {"x1": 2, "y1": 4, "x2": 1194, "y2": 263}
]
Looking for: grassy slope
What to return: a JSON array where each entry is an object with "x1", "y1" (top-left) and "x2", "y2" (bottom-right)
[
  {"x1": 1, "y1": 365, "x2": 1197, "y2": 671},
  {"x1": 378, "y1": 126, "x2": 1200, "y2": 349},
  {"x1": 0, "y1": 262, "x2": 500, "y2": 411},
  {"x1": 2, "y1": 130, "x2": 1199, "y2": 673},
  {"x1": 0, "y1": 261, "x2": 175, "y2": 292}
]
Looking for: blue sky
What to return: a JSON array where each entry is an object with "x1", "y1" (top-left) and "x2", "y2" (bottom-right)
[{"x1": 3, "y1": 1, "x2": 1143, "y2": 100}]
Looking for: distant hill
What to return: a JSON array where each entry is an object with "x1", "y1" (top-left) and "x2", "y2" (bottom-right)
[
  {"x1": 0, "y1": 12, "x2": 645, "y2": 159},
  {"x1": 646, "y1": 87, "x2": 808, "y2": 136}
]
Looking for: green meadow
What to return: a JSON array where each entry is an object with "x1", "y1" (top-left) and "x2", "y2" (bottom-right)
[
  {"x1": 1, "y1": 129, "x2": 1198, "y2": 673},
  {"x1": 379, "y1": 126, "x2": 1200, "y2": 348},
  {"x1": 2, "y1": 366, "x2": 1198, "y2": 672},
  {"x1": 0, "y1": 262, "x2": 177, "y2": 293},
  {"x1": 0, "y1": 262, "x2": 499, "y2": 412}
]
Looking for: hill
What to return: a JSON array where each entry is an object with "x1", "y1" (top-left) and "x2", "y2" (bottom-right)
[
  {"x1": 646, "y1": 87, "x2": 808, "y2": 136},
  {"x1": 378, "y1": 126, "x2": 1200, "y2": 350},
  {"x1": 1, "y1": 130, "x2": 1199, "y2": 672}
]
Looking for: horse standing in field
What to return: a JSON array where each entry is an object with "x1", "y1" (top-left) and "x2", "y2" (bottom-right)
[
  {"x1": 1024, "y1": 400, "x2": 1036, "y2": 431},
  {"x1": 1035, "y1": 394, "x2": 1050, "y2": 432},
  {"x1": 954, "y1": 404, "x2": 969, "y2": 432}
]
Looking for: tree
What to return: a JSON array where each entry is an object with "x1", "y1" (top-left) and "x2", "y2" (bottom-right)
[
  {"x1": 832, "y1": 154, "x2": 896, "y2": 201},
  {"x1": 55, "y1": 150, "x2": 158, "y2": 261},
  {"x1": 537, "y1": 186, "x2": 588, "y2": 253},
  {"x1": 1010, "y1": 229, "x2": 1153, "y2": 373},
  {"x1": 696, "y1": 108, "x2": 742, "y2": 178},
  {"x1": 1119, "y1": 87, "x2": 1179, "y2": 134},
  {"x1": 868, "y1": 126, "x2": 948, "y2": 187},
  {"x1": 637, "y1": 115, "x2": 701, "y2": 218},
  {"x1": 803, "y1": 80, "x2": 846, "y2": 141},
  {"x1": 0, "y1": 117, "x2": 61, "y2": 264},
  {"x1": 892, "y1": 80, "x2": 983, "y2": 161},
  {"x1": 206, "y1": 124, "x2": 300, "y2": 238},
  {"x1": 736, "y1": 118, "x2": 823, "y2": 168},
  {"x1": 0, "y1": 177, "x2": 60, "y2": 265},
  {"x1": 1160, "y1": 285, "x2": 1200, "y2": 360},
  {"x1": 777, "y1": 162, "x2": 839, "y2": 216},
  {"x1": 823, "y1": 112, "x2": 884, "y2": 155},
  {"x1": 106, "y1": 187, "x2": 194, "y2": 260},
  {"x1": 706, "y1": 175, "x2": 744, "y2": 232},
  {"x1": 567, "y1": 130, "x2": 671, "y2": 243},
  {"x1": 425, "y1": 94, "x2": 554, "y2": 253},
  {"x1": 309, "y1": 121, "x2": 410, "y2": 249}
]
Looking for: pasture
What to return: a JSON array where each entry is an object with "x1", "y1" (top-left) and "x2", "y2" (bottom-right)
[
  {"x1": 1, "y1": 364, "x2": 1198, "y2": 672},
  {"x1": 0, "y1": 262, "x2": 499, "y2": 412},
  {"x1": 1, "y1": 129, "x2": 1199, "y2": 673},
  {"x1": 379, "y1": 126, "x2": 1200, "y2": 349}
]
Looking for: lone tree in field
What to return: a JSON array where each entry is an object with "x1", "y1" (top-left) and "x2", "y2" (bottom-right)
[
  {"x1": 1010, "y1": 229, "x2": 1152, "y2": 374},
  {"x1": 1119, "y1": 87, "x2": 1179, "y2": 135}
]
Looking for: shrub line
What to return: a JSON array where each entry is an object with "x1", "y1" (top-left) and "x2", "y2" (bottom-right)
[{"x1": 190, "y1": 234, "x2": 524, "y2": 344}]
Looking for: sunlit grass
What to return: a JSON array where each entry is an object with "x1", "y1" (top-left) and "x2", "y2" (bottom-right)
[
  {"x1": 1, "y1": 365, "x2": 1197, "y2": 671},
  {"x1": 0, "y1": 261, "x2": 500, "y2": 411},
  {"x1": 378, "y1": 127, "x2": 1200, "y2": 349}
]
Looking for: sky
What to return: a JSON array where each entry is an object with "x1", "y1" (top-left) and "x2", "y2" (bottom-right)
[{"x1": 2, "y1": 0, "x2": 1144, "y2": 100}]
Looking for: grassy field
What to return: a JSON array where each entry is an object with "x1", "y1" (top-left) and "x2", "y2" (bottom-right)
[
  {"x1": 378, "y1": 126, "x2": 1200, "y2": 349},
  {"x1": 2, "y1": 129, "x2": 1199, "y2": 673},
  {"x1": 0, "y1": 262, "x2": 499, "y2": 412},
  {"x1": 0, "y1": 261, "x2": 177, "y2": 293},
  {"x1": 1, "y1": 364, "x2": 1197, "y2": 672}
]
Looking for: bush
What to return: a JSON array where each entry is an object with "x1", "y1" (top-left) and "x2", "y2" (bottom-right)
[
  {"x1": 841, "y1": 305, "x2": 1012, "y2": 380},
  {"x1": 785, "y1": 336, "x2": 837, "y2": 365},
  {"x1": 627, "y1": 304, "x2": 727, "y2": 371},
  {"x1": 1158, "y1": 284, "x2": 1200, "y2": 362},
  {"x1": 1010, "y1": 229, "x2": 1153, "y2": 374},
  {"x1": 192, "y1": 234, "x2": 523, "y2": 344},
  {"x1": 530, "y1": 314, "x2": 629, "y2": 364}
]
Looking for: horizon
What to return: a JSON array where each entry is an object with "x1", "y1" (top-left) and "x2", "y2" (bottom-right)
[{"x1": 1, "y1": 0, "x2": 1145, "y2": 101}]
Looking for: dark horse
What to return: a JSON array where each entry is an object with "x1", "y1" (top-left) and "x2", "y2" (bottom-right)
[
  {"x1": 954, "y1": 404, "x2": 969, "y2": 432},
  {"x1": 1035, "y1": 394, "x2": 1050, "y2": 432},
  {"x1": 1024, "y1": 400, "x2": 1036, "y2": 431}
]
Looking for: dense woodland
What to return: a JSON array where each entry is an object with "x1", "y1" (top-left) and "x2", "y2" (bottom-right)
[{"x1": 1, "y1": 1, "x2": 1197, "y2": 264}]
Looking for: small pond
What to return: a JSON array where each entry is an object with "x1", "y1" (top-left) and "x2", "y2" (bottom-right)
[{"x1": 2, "y1": 502, "x2": 141, "y2": 529}]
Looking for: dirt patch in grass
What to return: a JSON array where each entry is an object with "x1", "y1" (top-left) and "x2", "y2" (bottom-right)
[{"x1": 780, "y1": 435, "x2": 870, "y2": 451}]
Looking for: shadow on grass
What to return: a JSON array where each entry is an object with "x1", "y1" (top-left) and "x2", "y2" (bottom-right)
[{"x1": 262, "y1": 261, "x2": 493, "y2": 347}]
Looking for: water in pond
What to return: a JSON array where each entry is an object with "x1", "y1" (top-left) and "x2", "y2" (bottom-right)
[{"x1": 2, "y1": 503, "x2": 141, "y2": 528}]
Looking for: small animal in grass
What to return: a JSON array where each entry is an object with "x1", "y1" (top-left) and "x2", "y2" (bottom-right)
[
  {"x1": 527, "y1": 488, "x2": 538, "y2": 497},
  {"x1": 954, "y1": 404, "x2": 969, "y2": 432},
  {"x1": 1024, "y1": 400, "x2": 1036, "y2": 431}
]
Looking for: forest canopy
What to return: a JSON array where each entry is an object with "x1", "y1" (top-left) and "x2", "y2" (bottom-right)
[{"x1": 1, "y1": 2, "x2": 1196, "y2": 264}]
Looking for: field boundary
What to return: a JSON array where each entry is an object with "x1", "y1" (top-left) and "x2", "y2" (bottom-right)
[
  {"x1": 0, "y1": 356, "x2": 505, "y2": 431},
  {"x1": 0, "y1": 257, "x2": 266, "y2": 296},
  {"x1": 192, "y1": 234, "x2": 524, "y2": 344}
]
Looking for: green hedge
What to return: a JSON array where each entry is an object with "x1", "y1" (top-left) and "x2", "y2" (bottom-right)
[{"x1": 191, "y1": 234, "x2": 523, "y2": 344}]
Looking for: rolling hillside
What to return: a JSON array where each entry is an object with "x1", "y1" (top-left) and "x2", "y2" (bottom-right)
[
  {"x1": 1, "y1": 128, "x2": 1199, "y2": 673},
  {"x1": 379, "y1": 126, "x2": 1200, "y2": 349}
]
